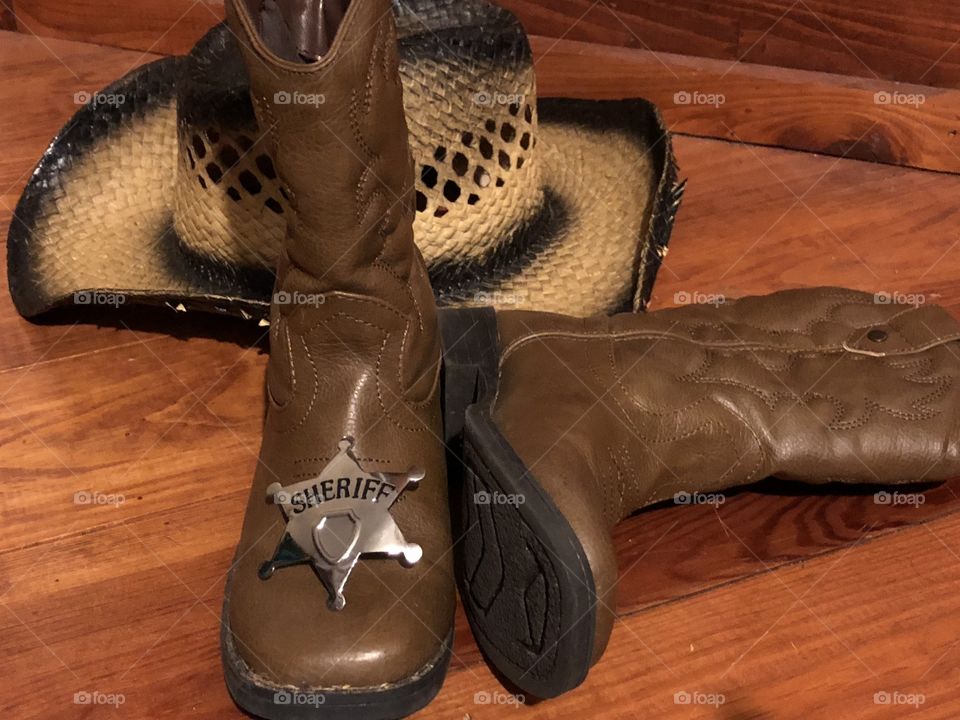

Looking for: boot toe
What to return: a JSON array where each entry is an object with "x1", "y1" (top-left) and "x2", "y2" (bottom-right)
[{"x1": 226, "y1": 556, "x2": 452, "y2": 691}]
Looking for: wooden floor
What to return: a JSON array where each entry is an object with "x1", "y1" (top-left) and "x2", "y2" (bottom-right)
[{"x1": 2, "y1": 28, "x2": 960, "y2": 720}]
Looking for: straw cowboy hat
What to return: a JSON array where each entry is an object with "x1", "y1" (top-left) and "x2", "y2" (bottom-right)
[{"x1": 8, "y1": 0, "x2": 683, "y2": 321}]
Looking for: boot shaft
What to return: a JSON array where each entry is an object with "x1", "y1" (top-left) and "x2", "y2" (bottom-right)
[
  {"x1": 226, "y1": 0, "x2": 418, "y2": 301},
  {"x1": 489, "y1": 288, "x2": 960, "y2": 520}
]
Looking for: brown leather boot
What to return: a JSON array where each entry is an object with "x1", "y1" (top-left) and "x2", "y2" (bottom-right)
[
  {"x1": 220, "y1": 1, "x2": 453, "y2": 718},
  {"x1": 440, "y1": 287, "x2": 960, "y2": 698}
]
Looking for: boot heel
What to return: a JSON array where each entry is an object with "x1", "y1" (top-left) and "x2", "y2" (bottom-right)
[
  {"x1": 457, "y1": 404, "x2": 596, "y2": 699},
  {"x1": 438, "y1": 306, "x2": 499, "y2": 447}
]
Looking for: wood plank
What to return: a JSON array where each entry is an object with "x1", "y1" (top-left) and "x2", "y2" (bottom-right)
[
  {"x1": 733, "y1": 0, "x2": 960, "y2": 89},
  {"x1": 611, "y1": 476, "x2": 960, "y2": 614},
  {"x1": 430, "y1": 511, "x2": 960, "y2": 718},
  {"x1": 5, "y1": 475, "x2": 959, "y2": 717},
  {"x1": 8, "y1": 16, "x2": 960, "y2": 177},
  {"x1": 0, "y1": 2, "x2": 16, "y2": 32},
  {"x1": 11, "y1": 0, "x2": 960, "y2": 89},
  {"x1": 532, "y1": 37, "x2": 960, "y2": 175},
  {"x1": 653, "y1": 134, "x2": 960, "y2": 316},
  {"x1": 496, "y1": 0, "x2": 738, "y2": 60},
  {"x1": 502, "y1": 0, "x2": 960, "y2": 87},
  {"x1": 13, "y1": 0, "x2": 216, "y2": 56},
  {"x1": 0, "y1": 332, "x2": 266, "y2": 551}
]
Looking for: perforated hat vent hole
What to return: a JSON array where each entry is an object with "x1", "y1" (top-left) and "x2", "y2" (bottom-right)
[
  {"x1": 415, "y1": 191, "x2": 428, "y2": 212},
  {"x1": 265, "y1": 198, "x2": 284, "y2": 215},
  {"x1": 227, "y1": 187, "x2": 242, "y2": 202},
  {"x1": 218, "y1": 145, "x2": 240, "y2": 169},
  {"x1": 434, "y1": 146, "x2": 447, "y2": 162},
  {"x1": 206, "y1": 127, "x2": 220, "y2": 143},
  {"x1": 206, "y1": 163, "x2": 223, "y2": 183},
  {"x1": 443, "y1": 180, "x2": 461, "y2": 202},
  {"x1": 452, "y1": 153, "x2": 469, "y2": 176},
  {"x1": 462, "y1": 132, "x2": 474, "y2": 147},
  {"x1": 508, "y1": 102, "x2": 521, "y2": 116},
  {"x1": 479, "y1": 138, "x2": 493, "y2": 160},
  {"x1": 421, "y1": 165, "x2": 438, "y2": 189},
  {"x1": 474, "y1": 168, "x2": 491, "y2": 187},
  {"x1": 501, "y1": 123, "x2": 516, "y2": 142},
  {"x1": 191, "y1": 135, "x2": 206, "y2": 159},
  {"x1": 239, "y1": 170, "x2": 262, "y2": 195},
  {"x1": 256, "y1": 155, "x2": 277, "y2": 179}
]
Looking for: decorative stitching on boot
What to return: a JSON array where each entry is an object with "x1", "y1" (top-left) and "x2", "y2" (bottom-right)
[{"x1": 290, "y1": 333, "x2": 319, "y2": 430}]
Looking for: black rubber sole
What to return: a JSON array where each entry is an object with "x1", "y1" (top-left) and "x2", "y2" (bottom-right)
[
  {"x1": 439, "y1": 307, "x2": 597, "y2": 699},
  {"x1": 220, "y1": 568, "x2": 452, "y2": 720}
]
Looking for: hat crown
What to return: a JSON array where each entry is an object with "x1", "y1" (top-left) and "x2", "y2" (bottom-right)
[{"x1": 172, "y1": 6, "x2": 544, "y2": 279}]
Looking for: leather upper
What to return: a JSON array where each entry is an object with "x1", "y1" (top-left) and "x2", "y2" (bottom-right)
[
  {"x1": 224, "y1": 0, "x2": 453, "y2": 690},
  {"x1": 490, "y1": 287, "x2": 960, "y2": 664}
]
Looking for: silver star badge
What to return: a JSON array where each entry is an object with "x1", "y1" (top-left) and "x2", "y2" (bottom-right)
[{"x1": 258, "y1": 438, "x2": 423, "y2": 610}]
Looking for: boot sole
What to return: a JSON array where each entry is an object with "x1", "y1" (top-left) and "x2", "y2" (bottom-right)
[
  {"x1": 440, "y1": 307, "x2": 596, "y2": 699},
  {"x1": 220, "y1": 567, "x2": 452, "y2": 720}
]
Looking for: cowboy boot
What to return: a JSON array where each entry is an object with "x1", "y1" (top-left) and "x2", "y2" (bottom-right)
[
  {"x1": 220, "y1": 2, "x2": 453, "y2": 718},
  {"x1": 440, "y1": 287, "x2": 960, "y2": 698}
]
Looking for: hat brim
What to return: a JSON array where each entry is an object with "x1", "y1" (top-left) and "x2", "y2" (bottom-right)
[{"x1": 8, "y1": 26, "x2": 681, "y2": 321}]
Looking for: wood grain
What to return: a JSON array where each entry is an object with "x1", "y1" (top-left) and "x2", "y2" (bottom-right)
[
  {"x1": 498, "y1": 0, "x2": 960, "y2": 87},
  {"x1": 0, "y1": 1, "x2": 16, "y2": 32},
  {"x1": 11, "y1": 0, "x2": 960, "y2": 88},
  {"x1": 3, "y1": 30, "x2": 960, "y2": 720},
  {"x1": 8, "y1": 12, "x2": 960, "y2": 174},
  {"x1": 13, "y1": 0, "x2": 216, "y2": 55},
  {"x1": 533, "y1": 37, "x2": 960, "y2": 175},
  {"x1": 430, "y1": 511, "x2": 960, "y2": 718},
  {"x1": 651, "y1": 135, "x2": 960, "y2": 316}
]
